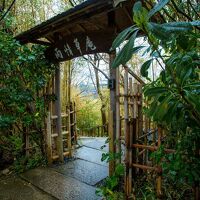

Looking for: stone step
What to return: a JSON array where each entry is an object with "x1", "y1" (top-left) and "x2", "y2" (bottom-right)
[
  {"x1": 0, "y1": 176, "x2": 55, "y2": 200},
  {"x1": 52, "y1": 159, "x2": 108, "y2": 186},
  {"x1": 75, "y1": 146, "x2": 108, "y2": 167},
  {"x1": 21, "y1": 167, "x2": 100, "y2": 200}
]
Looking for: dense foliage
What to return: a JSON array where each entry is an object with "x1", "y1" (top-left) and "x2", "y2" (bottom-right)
[
  {"x1": 112, "y1": 0, "x2": 200, "y2": 198},
  {"x1": 0, "y1": 28, "x2": 56, "y2": 172}
]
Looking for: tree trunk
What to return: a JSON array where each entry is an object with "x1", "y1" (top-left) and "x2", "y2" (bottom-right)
[{"x1": 93, "y1": 54, "x2": 107, "y2": 132}]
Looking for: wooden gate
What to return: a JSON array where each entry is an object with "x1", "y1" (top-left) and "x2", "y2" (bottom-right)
[
  {"x1": 112, "y1": 66, "x2": 175, "y2": 199},
  {"x1": 45, "y1": 71, "x2": 77, "y2": 164}
]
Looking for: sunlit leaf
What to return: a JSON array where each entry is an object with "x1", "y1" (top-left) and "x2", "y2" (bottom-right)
[
  {"x1": 111, "y1": 26, "x2": 137, "y2": 50},
  {"x1": 112, "y1": 30, "x2": 140, "y2": 68}
]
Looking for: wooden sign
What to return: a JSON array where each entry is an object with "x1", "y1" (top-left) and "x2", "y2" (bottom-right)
[{"x1": 45, "y1": 30, "x2": 116, "y2": 62}]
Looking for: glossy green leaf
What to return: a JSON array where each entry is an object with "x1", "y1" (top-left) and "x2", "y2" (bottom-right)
[
  {"x1": 180, "y1": 67, "x2": 193, "y2": 85},
  {"x1": 190, "y1": 21, "x2": 200, "y2": 26},
  {"x1": 153, "y1": 22, "x2": 192, "y2": 32},
  {"x1": 111, "y1": 26, "x2": 137, "y2": 50},
  {"x1": 148, "y1": 0, "x2": 170, "y2": 18},
  {"x1": 140, "y1": 59, "x2": 153, "y2": 78},
  {"x1": 144, "y1": 87, "x2": 168, "y2": 97},
  {"x1": 112, "y1": 30, "x2": 140, "y2": 68},
  {"x1": 132, "y1": 1, "x2": 142, "y2": 13},
  {"x1": 184, "y1": 82, "x2": 200, "y2": 89}
]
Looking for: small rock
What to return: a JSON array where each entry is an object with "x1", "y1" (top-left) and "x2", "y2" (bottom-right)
[{"x1": 2, "y1": 168, "x2": 9, "y2": 175}]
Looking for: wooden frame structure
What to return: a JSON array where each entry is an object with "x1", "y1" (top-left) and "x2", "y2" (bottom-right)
[{"x1": 15, "y1": 0, "x2": 135, "y2": 163}]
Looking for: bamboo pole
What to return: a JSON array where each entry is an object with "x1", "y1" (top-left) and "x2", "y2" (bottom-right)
[
  {"x1": 156, "y1": 127, "x2": 162, "y2": 198},
  {"x1": 132, "y1": 144, "x2": 175, "y2": 153},
  {"x1": 124, "y1": 66, "x2": 130, "y2": 197},
  {"x1": 55, "y1": 66, "x2": 64, "y2": 162},
  {"x1": 133, "y1": 83, "x2": 138, "y2": 138},
  {"x1": 46, "y1": 111, "x2": 52, "y2": 164},
  {"x1": 138, "y1": 84, "x2": 143, "y2": 138},
  {"x1": 133, "y1": 83, "x2": 138, "y2": 176},
  {"x1": 109, "y1": 52, "x2": 116, "y2": 175},
  {"x1": 67, "y1": 108, "x2": 72, "y2": 157},
  {"x1": 116, "y1": 67, "x2": 121, "y2": 163},
  {"x1": 73, "y1": 102, "x2": 77, "y2": 144},
  {"x1": 144, "y1": 115, "x2": 148, "y2": 165},
  {"x1": 132, "y1": 163, "x2": 154, "y2": 171},
  {"x1": 128, "y1": 77, "x2": 133, "y2": 196},
  {"x1": 109, "y1": 111, "x2": 114, "y2": 176}
]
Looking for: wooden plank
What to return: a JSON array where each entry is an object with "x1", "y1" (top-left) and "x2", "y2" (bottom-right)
[
  {"x1": 45, "y1": 30, "x2": 116, "y2": 62},
  {"x1": 52, "y1": 151, "x2": 70, "y2": 160}
]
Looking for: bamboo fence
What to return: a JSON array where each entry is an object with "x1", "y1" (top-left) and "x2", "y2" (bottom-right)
[{"x1": 114, "y1": 66, "x2": 175, "y2": 199}]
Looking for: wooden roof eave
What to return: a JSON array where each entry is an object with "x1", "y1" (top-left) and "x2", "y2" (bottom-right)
[{"x1": 15, "y1": 0, "x2": 114, "y2": 45}]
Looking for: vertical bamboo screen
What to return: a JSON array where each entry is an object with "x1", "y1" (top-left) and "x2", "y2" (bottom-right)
[{"x1": 114, "y1": 66, "x2": 175, "y2": 199}]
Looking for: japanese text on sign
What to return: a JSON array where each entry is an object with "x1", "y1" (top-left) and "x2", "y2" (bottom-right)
[{"x1": 54, "y1": 36, "x2": 96, "y2": 59}]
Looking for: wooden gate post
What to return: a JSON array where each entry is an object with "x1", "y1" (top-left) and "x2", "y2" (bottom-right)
[
  {"x1": 55, "y1": 66, "x2": 64, "y2": 162},
  {"x1": 109, "y1": 52, "x2": 116, "y2": 175}
]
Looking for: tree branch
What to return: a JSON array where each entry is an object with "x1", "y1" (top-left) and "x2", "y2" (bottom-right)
[
  {"x1": 82, "y1": 56, "x2": 110, "y2": 80},
  {"x1": 0, "y1": 0, "x2": 16, "y2": 22}
]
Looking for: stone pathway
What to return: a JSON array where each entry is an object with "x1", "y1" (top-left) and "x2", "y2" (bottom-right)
[{"x1": 0, "y1": 137, "x2": 108, "y2": 200}]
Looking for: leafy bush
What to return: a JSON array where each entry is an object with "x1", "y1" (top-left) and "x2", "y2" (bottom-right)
[
  {"x1": 97, "y1": 139, "x2": 125, "y2": 200},
  {"x1": 0, "y1": 24, "x2": 56, "y2": 172},
  {"x1": 111, "y1": 0, "x2": 200, "y2": 198}
]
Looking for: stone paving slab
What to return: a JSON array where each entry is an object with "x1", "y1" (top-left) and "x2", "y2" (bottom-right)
[
  {"x1": 52, "y1": 159, "x2": 108, "y2": 186},
  {"x1": 0, "y1": 176, "x2": 55, "y2": 200},
  {"x1": 80, "y1": 138, "x2": 108, "y2": 152},
  {"x1": 75, "y1": 146, "x2": 108, "y2": 167},
  {"x1": 21, "y1": 167, "x2": 100, "y2": 200}
]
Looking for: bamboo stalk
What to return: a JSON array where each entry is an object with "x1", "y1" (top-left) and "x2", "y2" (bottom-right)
[
  {"x1": 132, "y1": 144, "x2": 175, "y2": 153},
  {"x1": 129, "y1": 77, "x2": 135, "y2": 196},
  {"x1": 109, "y1": 111, "x2": 115, "y2": 176},
  {"x1": 46, "y1": 111, "x2": 52, "y2": 164},
  {"x1": 55, "y1": 67, "x2": 63, "y2": 162},
  {"x1": 156, "y1": 127, "x2": 162, "y2": 198},
  {"x1": 138, "y1": 84, "x2": 143, "y2": 138},
  {"x1": 138, "y1": 129, "x2": 157, "y2": 140},
  {"x1": 116, "y1": 67, "x2": 121, "y2": 163},
  {"x1": 132, "y1": 163, "x2": 154, "y2": 171},
  {"x1": 124, "y1": 66, "x2": 131, "y2": 197}
]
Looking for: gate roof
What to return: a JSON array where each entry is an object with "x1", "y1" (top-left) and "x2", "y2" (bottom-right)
[{"x1": 15, "y1": 0, "x2": 135, "y2": 62}]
